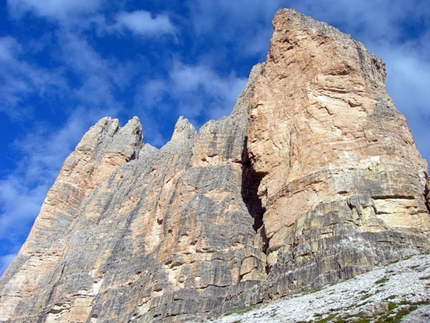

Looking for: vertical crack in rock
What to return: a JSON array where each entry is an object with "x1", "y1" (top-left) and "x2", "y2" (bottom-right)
[
  {"x1": 425, "y1": 172, "x2": 430, "y2": 213},
  {"x1": 241, "y1": 137, "x2": 266, "y2": 232},
  {"x1": 240, "y1": 137, "x2": 270, "y2": 269}
]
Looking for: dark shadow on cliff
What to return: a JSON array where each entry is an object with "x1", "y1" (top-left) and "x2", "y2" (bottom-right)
[
  {"x1": 424, "y1": 172, "x2": 430, "y2": 214},
  {"x1": 240, "y1": 136, "x2": 267, "y2": 232}
]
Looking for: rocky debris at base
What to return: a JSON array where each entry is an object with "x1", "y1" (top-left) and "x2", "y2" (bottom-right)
[{"x1": 207, "y1": 254, "x2": 430, "y2": 323}]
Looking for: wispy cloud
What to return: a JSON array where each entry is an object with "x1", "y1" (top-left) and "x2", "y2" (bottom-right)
[
  {"x1": 0, "y1": 36, "x2": 64, "y2": 119},
  {"x1": 59, "y1": 32, "x2": 119, "y2": 108},
  {"x1": 382, "y1": 46, "x2": 430, "y2": 161},
  {"x1": 114, "y1": 10, "x2": 176, "y2": 37},
  {"x1": 7, "y1": 0, "x2": 104, "y2": 20},
  {"x1": 187, "y1": 0, "x2": 283, "y2": 57},
  {"x1": 169, "y1": 62, "x2": 247, "y2": 119},
  {"x1": 129, "y1": 61, "x2": 247, "y2": 147},
  {"x1": 135, "y1": 62, "x2": 247, "y2": 131}
]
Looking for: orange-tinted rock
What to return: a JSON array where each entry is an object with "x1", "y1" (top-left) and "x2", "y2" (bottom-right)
[{"x1": 246, "y1": 10, "x2": 429, "y2": 281}]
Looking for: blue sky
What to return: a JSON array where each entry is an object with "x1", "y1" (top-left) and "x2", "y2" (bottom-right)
[{"x1": 0, "y1": 0, "x2": 429, "y2": 276}]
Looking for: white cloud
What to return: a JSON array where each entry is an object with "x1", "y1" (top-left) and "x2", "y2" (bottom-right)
[
  {"x1": 169, "y1": 62, "x2": 247, "y2": 119},
  {"x1": 7, "y1": 0, "x2": 103, "y2": 20},
  {"x1": 187, "y1": 0, "x2": 283, "y2": 57},
  {"x1": 136, "y1": 79, "x2": 168, "y2": 108},
  {"x1": 114, "y1": 10, "x2": 175, "y2": 37},
  {"x1": 382, "y1": 49, "x2": 430, "y2": 163},
  {"x1": 131, "y1": 61, "x2": 247, "y2": 146},
  {"x1": 135, "y1": 62, "x2": 247, "y2": 136},
  {"x1": 0, "y1": 37, "x2": 64, "y2": 119},
  {"x1": 0, "y1": 176, "x2": 48, "y2": 238},
  {"x1": 0, "y1": 36, "x2": 19, "y2": 61},
  {"x1": 57, "y1": 30, "x2": 133, "y2": 113},
  {"x1": 16, "y1": 109, "x2": 95, "y2": 181}
]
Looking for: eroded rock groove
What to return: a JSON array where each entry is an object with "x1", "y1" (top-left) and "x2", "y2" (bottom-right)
[{"x1": 240, "y1": 137, "x2": 267, "y2": 232}]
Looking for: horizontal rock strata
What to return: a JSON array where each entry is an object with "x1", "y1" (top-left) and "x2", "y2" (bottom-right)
[
  {"x1": 207, "y1": 254, "x2": 430, "y2": 323},
  {"x1": 246, "y1": 8, "x2": 430, "y2": 295},
  {"x1": 0, "y1": 8, "x2": 429, "y2": 323}
]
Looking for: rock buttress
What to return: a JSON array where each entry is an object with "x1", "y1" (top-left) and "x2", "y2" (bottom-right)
[{"x1": 247, "y1": 9, "x2": 430, "y2": 295}]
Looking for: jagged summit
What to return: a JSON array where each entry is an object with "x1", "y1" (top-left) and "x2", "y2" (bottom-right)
[{"x1": 1, "y1": 8, "x2": 429, "y2": 323}]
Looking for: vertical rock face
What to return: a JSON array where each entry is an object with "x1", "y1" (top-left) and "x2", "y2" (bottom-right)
[
  {"x1": 246, "y1": 9, "x2": 430, "y2": 289},
  {"x1": 0, "y1": 9, "x2": 429, "y2": 323}
]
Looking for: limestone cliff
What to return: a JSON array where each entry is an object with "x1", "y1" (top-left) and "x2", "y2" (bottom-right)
[{"x1": 0, "y1": 9, "x2": 429, "y2": 323}]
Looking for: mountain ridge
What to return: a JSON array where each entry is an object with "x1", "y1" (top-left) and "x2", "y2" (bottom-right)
[{"x1": 1, "y1": 8, "x2": 429, "y2": 323}]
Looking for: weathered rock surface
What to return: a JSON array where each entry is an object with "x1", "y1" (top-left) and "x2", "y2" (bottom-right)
[
  {"x1": 0, "y1": 8, "x2": 429, "y2": 323},
  {"x1": 206, "y1": 254, "x2": 430, "y2": 323},
  {"x1": 246, "y1": 8, "x2": 430, "y2": 294}
]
